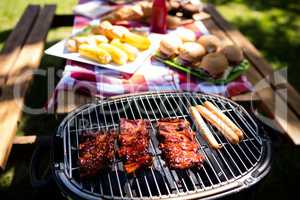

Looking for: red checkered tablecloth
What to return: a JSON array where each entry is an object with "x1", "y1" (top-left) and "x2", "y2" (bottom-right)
[{"x1": 47, "y1": 0, "x2": 252, "y2": 110}]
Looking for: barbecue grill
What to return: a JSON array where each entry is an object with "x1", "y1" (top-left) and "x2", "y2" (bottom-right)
[{"x1": 52, "y1": 91, "x2": 271, "y2": 200}]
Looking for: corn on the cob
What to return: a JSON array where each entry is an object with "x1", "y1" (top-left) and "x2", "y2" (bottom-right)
[
  {"x1": 111, "y1": 39, "x2": 138, "y2": 61},
  {"x1": 92, "y1": 35, "x2": 108, "y2": 45},
  {"x1": 66, "y1": 38, "x2": 78, "y2": 52},
  {"x1": 99, "y1": 43, "x2": 128, "y2": 65},
  {"x1": 75, "y1": 36, "x2": 96, "y2": 46},
  {"x1": 79, "y1": 44, "x2": 112, "y2": 64},
  {"x1": 121, "y1": 32, "x2": 151, "y2": 51}
]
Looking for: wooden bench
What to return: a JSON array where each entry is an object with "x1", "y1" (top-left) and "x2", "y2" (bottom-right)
[{"x1": 0, "y1": 5, "x2": 56, "y2": 169}]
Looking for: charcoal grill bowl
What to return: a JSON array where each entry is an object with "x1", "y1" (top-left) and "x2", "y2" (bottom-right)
[{"x1": 52, "y1": 91, "x2": 272, "y2": 200}]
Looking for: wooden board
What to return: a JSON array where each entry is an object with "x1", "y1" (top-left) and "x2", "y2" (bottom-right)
[
  {"x1": 0, "y1": 5, "x2": 56, "y2": 169},
  {"x1": 0, "y1": 6, "x2": 40, "y2": 85},
  {"x1": 203, "y1": 5, "x2": 300, "y2": 144},
  {"x1": 204, "y1": 4, "x2": 300, "y2": 118},
  {"x1": 13, "y1": 135, "x2": 51, "y2": 145}
]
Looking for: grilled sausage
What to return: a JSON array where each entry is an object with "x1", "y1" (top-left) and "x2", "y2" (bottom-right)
[
  {"x1": 203, "y1": 101, "x2": 244, "y2": 141},
  {"x1": 196, "y1": 105, "x2": 239, "y2": 144},
  {"x1": 189, "y1": 106, "x2": 221, "y2": 149}
]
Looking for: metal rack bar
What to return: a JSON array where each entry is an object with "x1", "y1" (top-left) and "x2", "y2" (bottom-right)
[
  {"x1": 127, "y1": 97, "x2": 161, "y2": 197},
  {"x1": 199, "y1": 96, "x2": 254, "y2": 168},
  {"x1": 171, "y1": 93, "x2": 231, "y2": 183},
  {"x1": 164, "y1": 93, "x2": 225, "y2": 188},
  {"x1": 182, "y1": 94, "x2": 239, "y2": 177},
  {"x1": 113, "y1": 101, "x2": 134, "y2": 198},
  {"x1": 206, "y1": 96, "x2": 260, "y2": 162}
]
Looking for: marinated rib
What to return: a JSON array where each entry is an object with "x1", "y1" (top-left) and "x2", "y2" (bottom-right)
[
  {"x1": 79, "y1": 131, "x2": 116, "y2": 177},
  {"x1": 157, "y1": 119, "x2": 204, "y2": 169},
  {"x1": 118, "y1": 118, "x2": 153, "y2": 173}
]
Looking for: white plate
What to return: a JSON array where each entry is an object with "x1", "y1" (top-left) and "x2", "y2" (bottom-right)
[{"x1": 45, "y1": 31, "x2": 161, "y2": 74}]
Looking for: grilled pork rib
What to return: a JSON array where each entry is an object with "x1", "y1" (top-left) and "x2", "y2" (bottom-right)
[
  {"x1": 157, "y1": 119, "x2": 204, "y2": 169},
  {"x1": 79, "y1": 131, "x2": 116, "y2": 177},
  {"x1": 118, "y1": 118, "x2": 153, "y2": 173}
]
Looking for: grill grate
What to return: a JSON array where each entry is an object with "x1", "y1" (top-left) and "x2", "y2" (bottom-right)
[{"x1": 54, "y1": 92, "x2": 271, "y2": 200}]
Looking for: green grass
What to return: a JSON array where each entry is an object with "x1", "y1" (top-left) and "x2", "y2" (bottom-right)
[
  {"x1": 0, "y1": 0, "x2": 77, "y2": 50},
  {"x1": 207, "y1": 0, "x2": 300, "y2": 91}
]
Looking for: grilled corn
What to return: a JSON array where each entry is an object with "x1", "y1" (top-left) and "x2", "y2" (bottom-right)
[
  {"x1": 121, "y1": 32, "x2": 151, "y2": 50},
  {"x1": 92, "y1": 35, "x2": 108, "y2": 45},
  {"x1": 66, "y1": 38, "x2": 78, "y2": 52},
  {"x1": 99, "y1": 43, "x2": 128, "y2": 65},
  {"x1": 111, "y1": 39, "x2": 138, "y2": 61},
  {"x1": 75, "y1": 36, "x2": 96, "y2": 46},
  {"x1": 79, "y1": 44, "x2": 112, "y2": 64}
]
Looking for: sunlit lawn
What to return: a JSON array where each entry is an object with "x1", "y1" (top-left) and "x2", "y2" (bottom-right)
[{"x1": 209, "y1": 0, "x2": 300, "y2": 91}]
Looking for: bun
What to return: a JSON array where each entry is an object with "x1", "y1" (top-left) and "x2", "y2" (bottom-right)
[
  {"x1": 199, "y1": 52, "x2": 229, "y2": 77},
  {"x1": 138, "y1": 1, "x2": 152, "y2": 18},
  {"x1": 175, "y1": 27, "x2": 196, "y2": 42},
  {"x1": 168, "y1": 0, "x2": 181, "y2": 10},
  {"x1": 198, "y1": 35, "x2": 221, "y2": 53},
  {"x1": 179, "y1": 42, "x2": 206, "y2": 62},
  {"x1": 167, "y1": 15, "x2": 182, "y2": 29},
  {"x1": 180, "y1": 2, "x2": 203, "y2": 13},
  {"x1": 159, "y1": 34, "x2": 183, "y2": 57},
  {"x1": 220, "y1": 45, "x2": 244, "y2": 64}
]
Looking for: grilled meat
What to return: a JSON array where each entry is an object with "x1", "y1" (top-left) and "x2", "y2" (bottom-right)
[
  {"x1": 79, "y1": 131, "x2": 116, "y2": 177},
  {"x1": 119, "y1": 118, "x2": 153, "y2": 173},
  {"x1": 157, "y1": 119, "x2": 204, "y2": 169}
]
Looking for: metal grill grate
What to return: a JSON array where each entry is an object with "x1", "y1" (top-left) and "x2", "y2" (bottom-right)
[{"x1": 54, "y1": 92, "x2": 271, "y2": 200}]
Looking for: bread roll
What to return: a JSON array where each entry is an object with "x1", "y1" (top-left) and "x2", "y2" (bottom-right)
[
  {"x1": 179, "y1": 42, "x2": 206, "y2": 62},
  {"x1": 168, "y1": 0, "x2": 181, "y2": 10},
  {"x1": 175, "y1": 27, "x2": 196, "y2": 42},
  {"x1": 138, "y1": 1, "x2": 152, "y2": 18},
  {"x1": 180, "y1": 1, "x2": 203, "y2": 13},
  {"x1": 220, "y1": 45, "x2": 244, "y2": 64},
  {"x1": 199, "y1": 52, "x2": 229, "y2": 77},
  {"x1": 198, "y1": 35, "x2": 221, "y2": 53},
  {"x1": 167, "y1": 15, "x2": 182, "y2": 29},
  {"x1": 159, "y1": 34, "x2": 183, "y2": 57}
]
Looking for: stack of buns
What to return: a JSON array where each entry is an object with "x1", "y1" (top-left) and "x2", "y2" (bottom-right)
[{"x1": 159, "y1": 29, "x2": 244, "y2": 78}]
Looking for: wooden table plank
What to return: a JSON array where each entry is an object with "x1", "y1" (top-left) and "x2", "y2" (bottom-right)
[
  {"x1": 0, "y1": 6, "x2": 40, "y2": 85},
  {"x1": 203, "y1": 7, "x2": 300, "y2": 144},
  {"x1": 204, "y1": 4, "x2": 300, "y2": 118},
  {"x1": 0, "y1": 5, "x2": 56, "y2": 169},
  {"x1": 13, "y1": 135, "x2": 51, "y2": 145}
]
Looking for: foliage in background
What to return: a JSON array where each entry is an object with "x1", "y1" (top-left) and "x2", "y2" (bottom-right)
[{"x1": 205, "y1": 0, "x2": 300, "y2": 91}]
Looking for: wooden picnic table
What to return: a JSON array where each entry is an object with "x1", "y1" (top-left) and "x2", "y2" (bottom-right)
[{"x1": 0, "y1": 3, "x2": 300, "y2": 170}]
